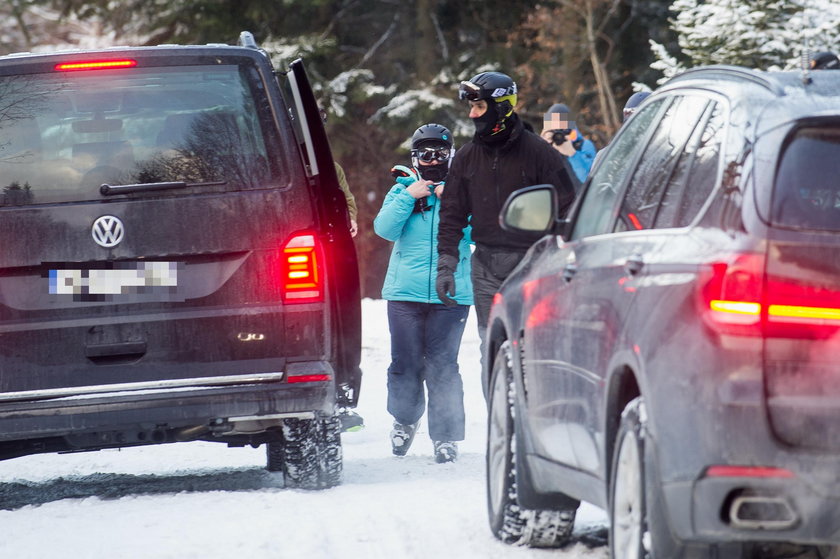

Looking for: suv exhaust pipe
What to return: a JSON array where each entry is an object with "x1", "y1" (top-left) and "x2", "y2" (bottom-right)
[{"x1": 728, "y1": 494, "x2": 798, "y2": 530}]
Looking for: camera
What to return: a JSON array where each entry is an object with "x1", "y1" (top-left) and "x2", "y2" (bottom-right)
[
  {"x1": 551, "y1": 128, "x2": 583, "y2": 151},
  {"x1": 551, "y1": 129, "x2": 573, "y2": 145}
]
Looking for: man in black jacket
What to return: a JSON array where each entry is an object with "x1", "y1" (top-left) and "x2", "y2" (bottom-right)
[{"x1": 435, "y1": 71, "x2": 578, "y2": 387}]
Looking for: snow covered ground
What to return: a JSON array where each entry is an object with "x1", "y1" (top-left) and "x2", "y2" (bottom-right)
[{"x1": 0, "y1": 298, "x2": 608, "y2": 558}]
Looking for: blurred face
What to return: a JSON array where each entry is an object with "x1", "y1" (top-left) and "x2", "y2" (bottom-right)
[
  {"x1": 469, "y1": 100, "x2": 488, "y2": 118},
  {"x1": 542, "y1": 113, "x2": 570, "y2": 134}
]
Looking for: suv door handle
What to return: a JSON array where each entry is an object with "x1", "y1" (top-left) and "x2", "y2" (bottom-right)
[
  {"x1": 563, "y1": 264, "x2": 577, "y2": 283},
  {"x1": 625, "y1": 255, "x2": 644, "y2": 276}
]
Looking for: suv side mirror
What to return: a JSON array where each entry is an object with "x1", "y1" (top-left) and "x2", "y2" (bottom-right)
[{"x1": 500, "y1": 184, "x2": 561, "y2": 236}]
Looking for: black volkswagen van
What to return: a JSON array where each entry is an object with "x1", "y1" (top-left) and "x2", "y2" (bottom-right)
[{"x1": 0, "y1": 32, "x2": 361, "y2": 489}]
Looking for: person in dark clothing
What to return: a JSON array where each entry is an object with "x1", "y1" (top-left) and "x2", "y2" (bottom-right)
[
  {"x1": 810, "y1": 51, "x2": 840, "y2": 70},
  {"x1": 622, "y1": 91, "x2": 651, "y2": 122},
  {"x1": 435, "y1": 71, "x2": 578, "y2": 391}
]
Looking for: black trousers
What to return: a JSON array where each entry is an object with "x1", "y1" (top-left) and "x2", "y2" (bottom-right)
[{"x1": 471, "y1": 245, "x2": 527, "y2": 398}]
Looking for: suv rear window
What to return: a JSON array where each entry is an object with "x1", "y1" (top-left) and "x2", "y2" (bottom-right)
[
  {"x1": 0, "y1": 63, "x2": 281, "y2": 206},
  {"x1": 772, "y1": 126, "x2": 840, "y2": 231}
]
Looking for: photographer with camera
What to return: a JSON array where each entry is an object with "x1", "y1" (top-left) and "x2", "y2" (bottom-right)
[{"x1": 540, "y1": 103, "x2": 596, "y2": 185}]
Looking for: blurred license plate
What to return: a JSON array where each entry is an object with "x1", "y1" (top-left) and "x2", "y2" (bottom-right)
[{"x1": 49, "y1": 261, "x2": 179, "y2": 297}]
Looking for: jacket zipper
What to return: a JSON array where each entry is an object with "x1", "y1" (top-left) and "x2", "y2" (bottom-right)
[{"x1": 428, "y1": 197, "x2": 437, "y2": 302}]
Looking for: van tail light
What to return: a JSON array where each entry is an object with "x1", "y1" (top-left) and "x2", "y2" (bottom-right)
[
  {"x1": 54, "y1": 59, "x2": 137, "y2": 72},
  {"x1": 281, "y1": 233, "x2": 323, "y2": 303},
  {"x1": 286, "y1": 373, "x2": 331, "y2": 384},
  {"x1": 698, "y1": 252, "x2": 840, "y2": 338}
]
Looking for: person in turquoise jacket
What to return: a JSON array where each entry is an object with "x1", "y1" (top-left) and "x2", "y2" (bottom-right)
[{"x1": 373, "y1": 123, "x2": 473, "y2": 464}]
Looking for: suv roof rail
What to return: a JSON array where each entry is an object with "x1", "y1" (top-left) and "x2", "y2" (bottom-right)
[
  {"x1": 238, "y1": 31, "x2": 258, "y2": 49},
  {"x1": 665, "y1": 65, "x2": 786, "y2": 96}
]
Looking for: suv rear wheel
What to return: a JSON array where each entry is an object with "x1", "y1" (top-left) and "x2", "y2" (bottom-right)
[
  {"x1": 611, "y1": 397, "x2": 708, "y2": 558},
  {"x1": 486, "y1": 341, "x2": 576, "y2": 547},
  {"x1": 266, "y1": 415, "x2": 343, "y2": 489}
]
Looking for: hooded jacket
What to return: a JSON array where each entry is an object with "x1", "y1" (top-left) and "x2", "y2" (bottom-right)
[
  {"x1": 543, "y1": 103, "x2": 597, "y2": 183},
  {"x1": 374, "y1": 175, "x2": 473, "y2": 305},
  {"x1": 437, "y1": 113, "x2": 578, "y2": 262},
  {"x1": 563, "y1": 133, "x2": 596, "y2": 184}
]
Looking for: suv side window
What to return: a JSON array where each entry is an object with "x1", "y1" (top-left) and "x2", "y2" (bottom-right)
[
  {"x1": 654, "y1": 101, "x2": 726, "y2": 228},
  {"x1": 614, "y1": 95, "x2": 709, "y2": 232},
  {"x1": 570, "y1": 98, "x2": 666, "y2": 240}
]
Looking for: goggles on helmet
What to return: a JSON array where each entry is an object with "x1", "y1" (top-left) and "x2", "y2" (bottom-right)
[
  {"x1": 413, "y1": 147, "x2": 451, "y2": 163},
  {"x1": 458, "y1": 81, "x2": 483, "y2": 101}
]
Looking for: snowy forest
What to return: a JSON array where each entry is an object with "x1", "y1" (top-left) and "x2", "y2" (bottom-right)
[{"x1": 2, "y1": 0, "x2": 838, "y2": 297}]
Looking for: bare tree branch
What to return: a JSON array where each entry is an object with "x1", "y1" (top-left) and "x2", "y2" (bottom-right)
[
  {"x1": 356, "y1": 11, "x2": 400, "y2": 68},
  {"x1": 430, "y1": 11, "x2": 449, "y2": 62}
]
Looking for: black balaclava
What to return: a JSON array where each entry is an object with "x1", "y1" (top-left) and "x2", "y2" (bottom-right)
[
  {"x1": 472, "y1": 101, "x2": 501, "y2": 138},
  {"x1": 417, "y1": 163, "x2": 448, "y2": 183}
]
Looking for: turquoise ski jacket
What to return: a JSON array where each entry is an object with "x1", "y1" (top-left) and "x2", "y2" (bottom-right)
[{"x1": 374, "y1": 176, "x2": 473, "y2": 305}]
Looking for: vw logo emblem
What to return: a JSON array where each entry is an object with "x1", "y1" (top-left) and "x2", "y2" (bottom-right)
[{"x1": 92, "y1": 215, "x2": 124, "y2": 248}]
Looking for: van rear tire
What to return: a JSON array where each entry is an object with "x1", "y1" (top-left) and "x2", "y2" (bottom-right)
[{"x1": 266, "y1": 415, "x2": 343, "y2": 490}]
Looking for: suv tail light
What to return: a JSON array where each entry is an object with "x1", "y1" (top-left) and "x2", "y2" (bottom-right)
[
  {"x1": 698, "y1": 253, "x2": 765, "y2": 336},
  {"x1": 699, "y1": 252, "x2": 840, "y2": 338},
  {"x1": 281, "y1": 233, "x2": 323, "y2": 303}
]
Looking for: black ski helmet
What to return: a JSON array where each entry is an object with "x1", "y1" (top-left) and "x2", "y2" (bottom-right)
[
  {"x1": 623, "y1": 91, "x2": 651, "y2": 122},
  {"x1": 811, "y1": 51, "x2": 840, "y2": 70},
  {"x1": 411, "y1": 123, "x2": 453, "y2": 151},
  {"x1": 410, "y1": 123, "x2": 454, "y2": 183},
  {"x1": 459, "y1": 71, "x2": 518, "y2": 119}
]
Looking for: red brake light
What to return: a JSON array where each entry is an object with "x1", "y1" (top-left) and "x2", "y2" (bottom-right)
[
  {"x1": 54, "y1": 59, "x2": 137, "y2": 72},
  {"x1": 705, "y1": 465, "x2": 795, "y2": 479},
  {"x1": 286, "y1": 374, "x2": 331, "y2": 384},
  {"x1": 282, "y1": 233, "x2": 323, "y2": 303},
  {"x1": 698, "y1": 253, "x2": 765, "y2": 336},
  {"x1": 699, "y1": 252, "x2": 840, "y2": 338}
]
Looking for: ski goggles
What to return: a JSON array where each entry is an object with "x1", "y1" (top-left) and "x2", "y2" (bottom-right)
[
  {"x1": 458, "y1": 80, "x2": 482, "y2": 101},
  {"x1": 413, "y1": 147, "x2": 451, "y2": 163}
]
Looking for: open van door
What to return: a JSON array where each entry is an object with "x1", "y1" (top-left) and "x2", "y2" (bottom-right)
[{"x1": 285, "y1": 58, "x2": 362, "y2": 407}]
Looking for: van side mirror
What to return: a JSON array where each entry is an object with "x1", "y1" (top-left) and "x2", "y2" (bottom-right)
[{"x1": 499, "y1": 184, "x2": 559, "y2": 236}]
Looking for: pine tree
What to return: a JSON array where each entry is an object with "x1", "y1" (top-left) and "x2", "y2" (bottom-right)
[{"x1": 651, "y1": 0, "x2": 840, "y2": 83}]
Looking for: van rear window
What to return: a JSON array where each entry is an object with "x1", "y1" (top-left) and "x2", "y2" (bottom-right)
[
  {"x1": 0, "y1": 64, "x2": 281, "y2": 206},
  {"x1": 772, "y1": 126, "x2": 840, "y2": 231}
]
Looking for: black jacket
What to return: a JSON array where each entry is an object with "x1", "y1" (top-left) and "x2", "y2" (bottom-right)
[{"x1": 437, "y1": 113, "x2": 579, "y2": 261}]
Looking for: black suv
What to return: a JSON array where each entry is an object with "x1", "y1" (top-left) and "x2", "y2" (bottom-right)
[
  {"x1": 0, "y1": 32, "x2": 361, "y2": 489},
  {"x1": 486, "y1": 65, "x2": 840, "y2": 557}
]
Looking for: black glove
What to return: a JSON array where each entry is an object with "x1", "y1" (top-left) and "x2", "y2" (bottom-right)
[{"x1": 436, "y1": 254, "x2": 458, "y2": 307}]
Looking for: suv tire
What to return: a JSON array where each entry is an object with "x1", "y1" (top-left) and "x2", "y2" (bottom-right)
[
  {"x1": 610, "y1": 397, "x2": 717, "y2": 558},
  {"x1": 486, "y1": 341, "x2": 576, "y2": 548}
]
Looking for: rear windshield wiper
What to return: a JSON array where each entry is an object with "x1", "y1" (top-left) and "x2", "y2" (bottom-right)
[{"x1": 99, "y1": 180, "x2": 227, "y2": 196}]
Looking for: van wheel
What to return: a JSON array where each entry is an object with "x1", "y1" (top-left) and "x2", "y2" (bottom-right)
[
  {"x1": 318, "y1": 415, "x2": 343, "y2": 488},
  {"x1": 266, "y1": 415, "x2": 343, "y2": 489},
  {"x1": 486, "y1": 341, "x2": 576, "y2": 548}
]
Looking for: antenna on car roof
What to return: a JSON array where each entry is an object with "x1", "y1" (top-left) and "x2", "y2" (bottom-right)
[
  {"x1": 801, "y1": 36, "x2": 813, "y2": 85},
  {"x1": 239, "y1": 31, "x2": 258, "y2": 49}
]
